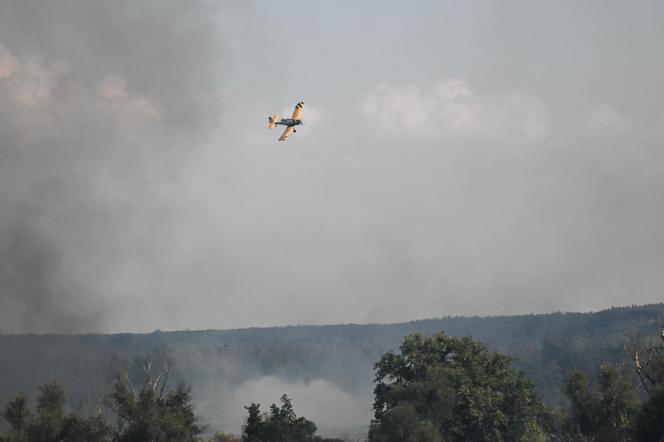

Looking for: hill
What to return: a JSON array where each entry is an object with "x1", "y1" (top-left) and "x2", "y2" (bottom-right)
[{"x1": 1, "y1": 303, "x2": 663, "y2": 435}]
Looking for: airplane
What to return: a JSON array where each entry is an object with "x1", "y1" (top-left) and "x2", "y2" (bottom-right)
[{"x1": 267, "y1": 102, "x2": 304, "y2": 141}]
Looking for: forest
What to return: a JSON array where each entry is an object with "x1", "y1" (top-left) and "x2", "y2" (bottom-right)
[{"x1": 1, "y1": 304, "x2": 663, "y2": 440}]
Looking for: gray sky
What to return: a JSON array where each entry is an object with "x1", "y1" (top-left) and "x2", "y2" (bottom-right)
[{"x1": 1, "y1": 0, "x2": 663, "y2": 333}]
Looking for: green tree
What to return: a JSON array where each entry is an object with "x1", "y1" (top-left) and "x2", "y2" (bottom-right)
[
  {"x1": 2, "y1": 383, "x2": 112, "y2": 442},
  {"x1": 111, "y1": 362, "x2": 202, "y2": 442},
  {"x1": 629, "y1": 325, "x2": 664, "y2": 441},
  {"x1": 368, "y1": 332, "x2": 549, "y2": 442},
  {"x1": 268, "y1": 395, "x2": 318, "y2": 441},
  {"x1": 368, "y1": 403, "x2": 441, "y2": 442},
  {"x1": 242, "y1": 403, "x2": 265, "y2": 442},
  {"x1": 59, "y1": 411, "x2": 112, "y2": 442},
  {"x1": 596, "y1": 365, "x2": 639, "y2": 441},
  {"x1": 27, "y1": 383, "x2": 66, "y2": 442},
  {"x1": 564, "y1": 371, "x2": 599, "y2": 440},
  {"x1": 564, "y1": 365, "x2": 639, "y2": 442},
  {"x1": 210, "y1": 431, "x2": 242, "y2": 441},
  {"x1": 241, "y1": 395, "x2": 322, "y2": 442},
  {"x1": 521, "y1": 419, "x2": 547, "y2": 442},
  {"x1": 636, "y1": 384, "x2": 664, "y2": 441},
  {"x1": 2, "y1": 392, "x2": 31, "y2": 442}
]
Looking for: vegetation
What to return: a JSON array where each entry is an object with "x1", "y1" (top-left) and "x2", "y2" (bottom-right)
[
  {"x1": 210, "y1": 432, "x2": 241, "y2": 442},
  {"x1": 626, "y1": 327, "x2": 664, "y2": 441},
  {"x1": 368, "y1": 333, "x2": 549, "y2": 441},
  {"x1": 365, "y1": 328, "x2": 664, "y2": 441},
  {"x1": 111, "y1": 364, "x2": 202, "y2": 441},
  {"x1": 1, "y1": 304, "x2": 663, "y2": 440},
  {"x1": 1, "y1": 383, "x2": 112, "y2": 442},
  {"x1": 563, "y1": 366, "x2": 640, "y2": 441},
  {"x1": 0, "y1": 385, "x2": 339, "y2": 442},
  {"x1": 2, "y1": 304, "x2": 663, "y2": 412},
  {"x1": 0, "y1": 361, "x2": 202, "y2": 442},
  {"x1": 241, "y1": 395, "x2": 341, "y2": 442}
]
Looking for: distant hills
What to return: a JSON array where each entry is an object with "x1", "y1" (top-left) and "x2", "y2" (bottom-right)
[{"x1": 1, "y1": 303, "x2": 663, "y2": 434}]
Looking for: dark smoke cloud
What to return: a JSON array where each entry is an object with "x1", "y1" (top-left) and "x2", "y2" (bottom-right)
[{"x1": 0, "y1": 1, "x2": 227, "y2": 333}]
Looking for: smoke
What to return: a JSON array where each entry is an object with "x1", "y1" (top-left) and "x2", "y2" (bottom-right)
[
  {"x1": 194, "y1": 375, "x2": 371, "y2": 437},
  {"x1": 0, "y1": 1, "x2": 226, "y2": 333},
  {"x1": 1, "y1": 1, "x2": 663, "y2": 334},
  {"x1": 166, "y1": 339, "x2": 373, "y2": 437}
]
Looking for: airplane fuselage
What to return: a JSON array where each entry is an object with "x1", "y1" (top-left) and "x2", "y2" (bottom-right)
[{"x1": 275, "y1": 118, "x2": 302, "y2": 127}]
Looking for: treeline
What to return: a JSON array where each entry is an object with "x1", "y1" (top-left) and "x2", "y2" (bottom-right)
[
  {"x1": 367, "y1": 331, "x2": 664, "y2": 441},
  {"x1": 2, "y1": 325, "x2": 664, "y2": 441},
  {"x1": 2, "y1": 304, "x2": 663, "y2": 411},
  {"x1": 0, "y1": 367, "x2": 343, "y2": 442}
]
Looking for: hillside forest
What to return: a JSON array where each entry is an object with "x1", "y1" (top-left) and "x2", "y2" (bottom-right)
[{"x1": 1, "y1": 304, "x2": 663, "y2": 440}]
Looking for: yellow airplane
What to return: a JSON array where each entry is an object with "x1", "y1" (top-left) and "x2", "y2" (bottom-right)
[{"x1": 267, "y1": 102, "x2": 304, "y2": 141}]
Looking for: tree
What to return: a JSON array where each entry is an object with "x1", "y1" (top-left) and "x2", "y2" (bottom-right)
[
  {"x1": 628, "y1": 324, "x2": 664, "y2": 441},
  {"x1": 266, "y1": 395, "x2": 317, "y2": 441},
  {"x1": 1, "y1": 384, "x2": 112, "y2": 442},
  {"x1": 564, "y1": 371, "x2": 599, "y2": 440},
  {"x1": 368, "y1": 403, "x2": 441, "y2": 442},
  {"x1": 210, "y1": 431, "x2": 242, "y2": 441},
  {"x1": 626, "y1": 323, "x2": 664, "y2": 397},
  {"x1": 564, "y1": 365, "x2": 639, "y2": 442},
  {"x1": 636, "y1": 384, "x2": 664, "y2": 441},
  {"x1": 27, "y1": 383, "x2": 66, "y2": 442},
  {"x1": 596, "y1": 365, "x2": 639, "y2": 441},
  {"x1": 241, "y1": 395, "x2": 323, "y2": 442},
  {"x1": 368, "y1": 332, "x2": 549, "y2": 442},
  {"x1": 111, "y1": 359, "x2": 203, "y2": 442},
  {"x1": 242, "y1": 403, "x2": 265, "y2": 442},
  {"x1": 2, "y1": 392, "x2": 31, "y2": 442},
  {"x1": 59, "y1": 412, "x2": 112, "y2": 442}
]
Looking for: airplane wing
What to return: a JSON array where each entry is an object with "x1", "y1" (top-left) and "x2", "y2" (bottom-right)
[
  {"x1": 291, "y1": 102, "x2": 304, "y2": 120},
  {"x1": 278, "y1": 126, "x2": 294, "y2": 141}
]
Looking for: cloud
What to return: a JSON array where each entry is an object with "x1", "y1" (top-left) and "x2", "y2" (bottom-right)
[{"x1": 361, "y1": 78, "x2": 549, "y2": 139}]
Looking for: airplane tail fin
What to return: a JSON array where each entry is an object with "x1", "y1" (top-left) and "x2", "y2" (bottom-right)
[{"x1": 268, "y1": 115, "x2": 279, "y2": 129}]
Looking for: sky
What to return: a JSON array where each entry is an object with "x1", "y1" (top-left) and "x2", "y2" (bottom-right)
[{"x1": 0, "y1": 0, "x2": 663, "y2": 333}]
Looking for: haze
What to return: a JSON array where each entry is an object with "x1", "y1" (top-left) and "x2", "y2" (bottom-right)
[{"x1": 1, "y1": 0, "x2": 663, "y2": 333}]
